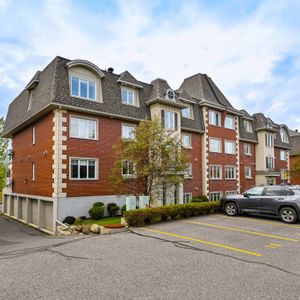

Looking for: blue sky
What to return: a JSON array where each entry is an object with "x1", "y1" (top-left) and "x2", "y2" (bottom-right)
[{"x1": 0, "y1": 0, "x2": 300, "y2": 129}]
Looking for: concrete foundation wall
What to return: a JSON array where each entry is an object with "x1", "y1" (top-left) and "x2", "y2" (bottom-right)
[{"x1": 57, "y1": 195, "x2": 126, "y2": 221}]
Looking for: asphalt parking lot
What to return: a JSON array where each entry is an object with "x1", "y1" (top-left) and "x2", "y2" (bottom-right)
[{"x1": 1, "y1": 213, "x2": 300, "y2": 299}]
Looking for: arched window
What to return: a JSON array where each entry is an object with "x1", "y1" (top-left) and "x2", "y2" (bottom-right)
[
  {"x1": 166, "y1": 89, "x2": 175, "y2": 101},
  {"x1": 280, "y1": 128, "x2": 289, "y2": 143}
]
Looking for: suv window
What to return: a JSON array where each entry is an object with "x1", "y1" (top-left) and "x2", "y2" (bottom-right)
[
  {"x1": 246, "y1": 187, "x2": 264, "y2": 196},
  {"x1": 265, "y1": 187, "x2": 284, "y2": 196}
]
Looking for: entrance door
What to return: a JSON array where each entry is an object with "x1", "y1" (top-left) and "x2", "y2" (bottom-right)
[{"x1": 173, "y1": 184, "x2": 179, "y2": 205}]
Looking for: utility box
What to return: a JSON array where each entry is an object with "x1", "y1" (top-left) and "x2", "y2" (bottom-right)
[
  {"x1": 139, "y1": 196, "x2": 150, "y2": 209},
  {"x1": 126, "y1": 196, "x2": 136, "y2": 211}
]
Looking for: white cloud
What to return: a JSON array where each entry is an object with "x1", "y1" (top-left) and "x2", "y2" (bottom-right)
[{"x1": 0, "y1": 0, "x2": 300, "y2": 129}]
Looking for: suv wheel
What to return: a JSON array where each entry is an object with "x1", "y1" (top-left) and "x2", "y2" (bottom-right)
[
  {"x1": 225, "y1": 202, "x2": 238, "y2": 216},
  {"x1": 279, "y1": 207, "x2": 298, "y2": 224}
]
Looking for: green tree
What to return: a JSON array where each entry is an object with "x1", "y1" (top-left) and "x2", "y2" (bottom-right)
[
  {"x1": 0, "y1": 117, "x2": 8, "y2": 199},
  {"x1": 109, "y1": 118, "x2": 189, "y2": 203}
]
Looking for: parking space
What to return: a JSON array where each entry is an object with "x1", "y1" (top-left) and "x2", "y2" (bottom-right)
[{"x1": 135, "y1": 213, "x2": 300, "y2": 267}]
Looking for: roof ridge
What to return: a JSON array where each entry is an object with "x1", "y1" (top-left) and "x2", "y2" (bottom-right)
[{"x1": 203, "y1": 74, "x2": 224, "y2": 107}]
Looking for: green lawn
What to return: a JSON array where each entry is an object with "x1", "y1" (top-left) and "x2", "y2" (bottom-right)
[{"x1": 75, "y1": 216, "x2": 121, "y2": 226}]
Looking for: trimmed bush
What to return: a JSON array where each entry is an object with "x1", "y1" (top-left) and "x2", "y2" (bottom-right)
[
  {"x1": 89, "y1": 206, "x2": 105, "y2": 220},
  {"x1": 124, "y1": 201, "x2": 220, "y2": 226},
  {"x1": 107, "y1": 203, "x2": 120, "y2": 216},
  {"x1": 191, "y1": 195, "x2": 209, "y2": 203},
  {"x1": 93, "y1": 202, "x2": 104, "y2": 208}
]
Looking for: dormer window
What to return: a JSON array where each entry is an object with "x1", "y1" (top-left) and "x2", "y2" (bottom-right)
[
  {"x1": 280, "y1": 128, "x2": 289, "y2": 143},
  {"x1": 27, "y1": 90, "x2": 34, "y2": 111},
  {"x1": 71, "y1": 75, "x2": 96, "y2": 101},
  {"x1": 181, "y1": 104, "x2": 193, "y2": 119},
  {"x1": 244, "y1": 120, "x2": 253, "y2": 133},
  {"x1": 267, "y1": 120, "x2": 272, "y2": 129},
  {"x1": 166, "y1": 89, "x2": 175, "y2": 101},
  {"x1": 121, "y1": 86, "x2": 139, "y2": 106}
]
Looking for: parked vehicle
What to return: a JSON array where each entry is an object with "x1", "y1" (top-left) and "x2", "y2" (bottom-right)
[{"x1": 221, "y1": 185, "x2": 300, "y2": 224}]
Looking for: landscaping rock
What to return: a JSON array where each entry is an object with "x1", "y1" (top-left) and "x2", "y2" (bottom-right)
[
  {"x1": 75, "y1": 225, "x2": 83, "y2": 232},
  {"x1": 90, "y1": 224, "x2": 101, "y2": 234},
  {"x1": 57, "y1": 225, "x2": 69, "y2": 231},
  {"x1": 82, "y1": 225, "x2": 91, "y2": 235}
]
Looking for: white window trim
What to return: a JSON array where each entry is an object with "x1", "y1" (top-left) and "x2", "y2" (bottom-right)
[
  {"x1": 122, "y1": 123, "x2": 136, "y2": 140},
  {"x1": 32, "y1": 126, "x2": 36, "y2": 145},
  {"x1": 183, "y1": 192, "x2": 192, "y2": 203},
  {"x1": 70, "y1": 75, "x2": 97, "y2": 101},
  {"x1": 225, "y1": 191, "x2": 237, "y2": 195},
  {"x1": 69, "y1": 115, "x2": 98, "y2": 140},
  {"x1": 245, "y1": 166, "x2": 252, "y2": 179},
  {"x1": 210, "y1": 164, "x2": 222, "y2": 180},
  {"x1": 121, "y1": 86, "x2": 139, "y2": 107},
  {"x1": 244, "y1": 143, "x2": 252, "y2": 156},
  {"x1": 244, "y1": 120, "x2": 253, "y2": 133},
  {"x1": 280, "y1": 150, "x2": 287, "y2": 161},
  {"x1": 166, "y1": 89, "x2": 175, "y2": 101},
  {"x1": 184, "y1": 163, "x2": 193, "y2": 179},
  {"x1": 209, "y1": 110, "x2": 221, "y2": 127},
  {"x1": 210, "y1": 192, "x2": 223, "y2": 201},
  {"x1": 209, "y1": 137, "x2": 222, "y2": 153},
  {"x1": 182, "y1": 133, "x2": 192, "y2": 149},
  {"x1": 224, "y1": 115, "x2": 235, "y2": 130},
  {"x1": 265, "y1": 134, "x2": 273, "y2": 148},
  {"x1": 69, "y1": 157, "x2": 99, "y2": 180},
  {"x1": 121, "y1": 160, "x2": 136, "y2": 178},
  {"x1": 224, "y1": 140, "x2": 236, "y2": 155},
  {"x1": 32, "y1": 162, "x2": 35, "y2": 181},
  {"x1": 181, "y1": 104, "x2": 194, "y2": 120},
  {"x1": 225, "y1": 165, "x2": 236, "y2": 180},
  {"x1": 27, "y1": 90, "x2": 34, "y2": 111}
]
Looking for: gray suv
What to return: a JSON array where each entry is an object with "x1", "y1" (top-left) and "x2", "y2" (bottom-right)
[{"x1": 221, "y1": 185, "x2": 300, "y2": 224}]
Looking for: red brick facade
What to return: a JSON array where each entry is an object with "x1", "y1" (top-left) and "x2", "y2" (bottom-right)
[
  {"x1": 12, "y1": 113, "x2": 54, "y2": 197},
  {"x1": 239, "y1": 142, "x2": 256, "y2": 192},
  {"x1": 274, "y1": 147, "x2": 289, "y2": 185},
  {"x1": 207, "y1": 112, "x2": 238, "y2": 196},
  {"x1": 183, "y1": 132, "x2": 202, "y2": 197}
]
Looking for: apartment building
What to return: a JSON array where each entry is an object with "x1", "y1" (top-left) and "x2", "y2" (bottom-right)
[{"x1": 1, "y1": 56, "x2": 292, "y2": 234}]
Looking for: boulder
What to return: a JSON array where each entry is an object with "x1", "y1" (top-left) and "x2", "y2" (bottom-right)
[
  {"x1": 90, "y1": 224, "x2": 101, "y2": 234},
  {"x1": 75, "y1": 225, "x2": 83, "y2": 232},
  {"x1": 82, "y1": 225, "x2": 91, "y2": 235},
  {"x1": 62, "y1": 216, "x2": 76, "y2": 225}
]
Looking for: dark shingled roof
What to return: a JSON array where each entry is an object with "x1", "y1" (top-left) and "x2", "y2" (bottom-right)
[
  {"x1": 177, "y1": 89, "x2": 195, "y2": 103},
  {"x1": 252, "y1": 113, "x2": 292, "y2": 149},
  {"x1": 117, "y1": 71, "x2": 143, "y2": 88},
  {"x1": 148, "y1": 78, "x2": 174, "y2": 101},
  {"x1": 179, "y1": 73, "x2": 240, "y2": 114},
  {"x1": 290, "y1": 134, "x2": 300, "y2": 155},
  {"x1": 239, "y1": 110, "x2": 257, "y2": 143},
  {"x1": 3, "y1": 56, "x2": 205, "y2": 136}
]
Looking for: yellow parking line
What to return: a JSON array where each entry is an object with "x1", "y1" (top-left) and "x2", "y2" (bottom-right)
[
  {"x1": 140, "y1": 228, "x2": 262, "y2": 257},
  {"x1": 183, "y1": 221, "x2": 298, "y2": 242},
  {"x1": 221, "y1": 216, "x2": 300, "y2": 229},
  {"x1": 265, "y1": 243, "x2": 281, "y2": 249}
]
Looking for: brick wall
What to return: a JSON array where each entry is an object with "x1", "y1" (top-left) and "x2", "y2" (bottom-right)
[
  {"x1": 239, "y1": 142, "x2": 256, "y2": 192},
  {"x1": 183, "y1": 132, "x2": 202, "y2": 197},
  {"x1": 207, "y1": 111, "x2": 238, "y2": 195},
  {"x1": 12, "y1": 113, "x2": 54, "y2": 197},
  {"x1": 65, "y1": 112, "x2": 139, "y2": 197}
]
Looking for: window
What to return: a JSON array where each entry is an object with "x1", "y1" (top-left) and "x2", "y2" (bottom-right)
[
  {"x1": 70, "y1": 158, "x2": 97, "y2": 179},
  {"x1": 32, "y1": 126, "x2": 36, "y2": 145},
  {"x1": 162, "y1": 111, "x2": 177, "y2": 130},
  {"x1": 32, "y1": 162, "x2": 35, "y2": 181},
  {"x1": 183, "y1": 193, "x2": 192, "y2": 204},
  {"x1": 226, "y1": 191, "x2": 237, "y2": 195},
  {"x1": 225, "y1": 166, "x2": 236, "y2": 180},
  {"x1": 210, "y1": 192, "x2": 222, "y2": 201},
  {"x1": 245, "y1": 167, "x2": 252, "y2": 179},
  {"x1": 280, "y1": 128, "x2": 289, "y2": 143},
  {"x1": 209, "y1": 138, "x2": 222, "y2": 153},
  {"x1": 210, "y1": 165, "x2": 222, "y2": 180},
  {"x1": 265, "y1": 187, "x2": 284, "y2": 196},
  {"x1": 209, "y1": 110, "x2": 221, "y2": 127},
  {"x1": 280, "y1": 150, "x2": 287, "y2": 161},
  {"x1": 224, "y1": 115, "x2": 234, "y2": 129},
  {"x1": 244, "y1": 120, "x2": 253, "y2": 133},
  {"x1": 71, "y1": 75, "x2": 96, "y2": 100},
  {"x1": 122, "y1": 161, "x2": 135, "y2": 177},
  {"x1": 265, "y1": 134, "x2": 273, "y2": 147},
  {"x1": 28, "y1": 90, "x2": 34, "y2": 111},
  {"x1": 246, "y1": 186, "x2": 264, "y2": 196},
  {"x1": 266, "y1": 156, "x2": 274, "y2": 169},
  {"x1": 184, "y1": 163, "x2": 193, "y2": 178},
  {"x1": 70, "y1": 117, "x2": 97, "y2": 140},
  {"x1": 182, "y1": 133, "x2": 192, "y2": 148},
  {"x1": 122, "y1": 124, "x2": 136, "y2": 139},
  {"x1": 244, "y1": 143, "x2": 251, "y2": 156},
  {"x1": 166, "y1": 89, "x2": 175, "y2": 100},
  {"x1": 181, "y1": 104, "x2": 193, "y2": 119},
  {"x1": 225, "y1": 141, "x2": 236, "y2": 154},
  {"x1": 121, "y1": 87, "x2": 138, "y2": 106}
]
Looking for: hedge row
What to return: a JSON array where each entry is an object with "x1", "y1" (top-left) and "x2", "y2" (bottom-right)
[{"x1": 124, "y1": 201, "x2": 220, "y2": 226}]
